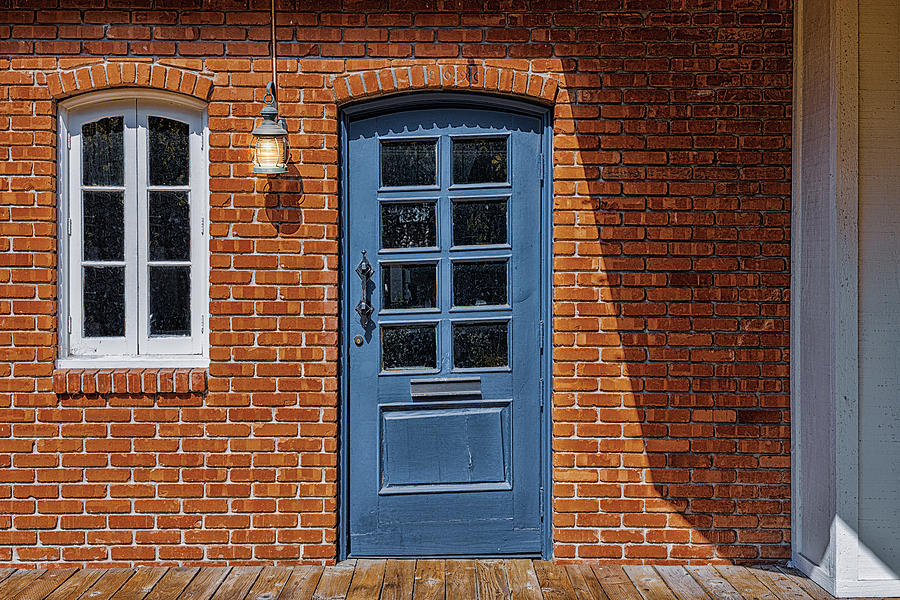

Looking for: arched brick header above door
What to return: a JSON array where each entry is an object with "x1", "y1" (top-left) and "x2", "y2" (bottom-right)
[
  {"x1": 46, "y1": 62, "x2": 214, "y2": 102},
  {"x1": 331, "y1": 64, "x2": 560, "y2": 105}
]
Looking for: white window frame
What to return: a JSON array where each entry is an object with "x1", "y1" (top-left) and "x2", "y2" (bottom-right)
[{"x1": 57, "y1": 90, "x2": 209, "y2": 369}]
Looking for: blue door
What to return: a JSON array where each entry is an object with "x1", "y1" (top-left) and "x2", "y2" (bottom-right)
[{"x1": 344, "y1": 98, "x2": 546, "y2": 556}]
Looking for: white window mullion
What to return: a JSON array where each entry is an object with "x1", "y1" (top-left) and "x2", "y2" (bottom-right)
[
  {"x1": 190, "y1": 118, "x2": 206, "y2": 356},
  {"x1": 134, "y1": 101, "x2": 149, "y2": 355},
  {"x1": 67, "y1": 120, "x2": 84, "y2": 357}
]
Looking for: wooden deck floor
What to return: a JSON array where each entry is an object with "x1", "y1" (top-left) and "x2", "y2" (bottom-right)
[{"x1": 0, "y1": 560, "x2": 844, "y2": 600}]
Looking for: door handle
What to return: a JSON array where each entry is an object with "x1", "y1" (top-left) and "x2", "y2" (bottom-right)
[{"x1": 355, "y1": 250, "x2": 374, "y2": 328}]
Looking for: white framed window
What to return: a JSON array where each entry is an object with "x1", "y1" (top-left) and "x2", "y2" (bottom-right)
[{"x1": 57, "y1": 90, "x2": 208, "y2": 368}]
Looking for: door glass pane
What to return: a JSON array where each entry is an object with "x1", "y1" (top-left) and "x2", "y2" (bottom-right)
[
  {"x1": 149, "y1": 116, "x2": 190, "y2": 186},
  {"x1": 149, "y1": 190, "x2": 190, "y2": 261},
  {"x1": 82, "y1": 116, "x2": 124, "y2": 187},
  {"x1": 83, "y1": 266, "x2": 125, "y2": 337},
  {"x1": 381, "y1": 202, "x2": 437, "y2": 249},
  {"x1": 381, "y1": 140, "x2": 436, "y2": 187},
  {"x1": 382, "y1": 324, "x2": 437, "y2": 370},
  {"x1": 82, "y1": 190, "x2": 124, "y2": 261},
  {"x1": 149, "y1": 266, "x2": 191, "y2": 336},
  {"x1": 452, "y1": 137, "x2": 507, "y2": 184},
  {"x1": 452, "y1": 199, "x2": 507, "y2": 246},
  {"x1": 453, "y1": 321, "x2": 508, "y2": 368},
  {"x1": 383, "y1": 263, "x2": 437, "y2": 310},
  {"x1": 453, "y1": 260, "x2": 508, "y2": 307}
]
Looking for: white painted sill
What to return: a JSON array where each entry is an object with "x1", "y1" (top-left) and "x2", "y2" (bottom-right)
[{"x1": 56, "y1": 356, "x2": 210, "y2": 370}]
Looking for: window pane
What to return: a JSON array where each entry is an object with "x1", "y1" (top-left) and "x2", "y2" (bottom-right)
[
  {"x1": 381, "y1": 140, "x2": 436, "y2": 187},
  {"x1": 149, "y1": 266, "x2": 191, "y2": 336},
  {"x1": 453, "y1": 321, "x2": 508, "y2": 368},
  {"x1": 82, "y1": 190, "x2": 124, "y2": 261},
  {"x1": 452, "y1": 199, "x2": 507, "y2": 246},
  {"x1": 149, "y1": 191, "x2": 190, "y2": 261},
  {"x1": 82, "y1": 116, "x2": 124, "y2": 187},
  {"x1": 381, "y1": 202, "x2": 437, "y2": 249},
  {"x1": 383, "y1": 263, "x2": 437, "y2": 310},
  {"x1": 382, "y1": 324, "x2": 436, "y2": 370},
  {"x1": 452, "y1": 260, "x2": 507, "y2": 307},
  {"x1": 452, "y1": 137, "x2": 507, "y2": 184},
  {"x1": 149, "y1": 116, "x2": 189, "y2": 186},
  {"x1": 83, "y1": 266, "x2": 125, "y2": 337}
]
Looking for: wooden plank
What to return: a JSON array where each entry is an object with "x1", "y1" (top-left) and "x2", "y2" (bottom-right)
[
  {"x1": 313, "y1": 560, "x2": 356, "y2": 600},
  {"x1": 686, "y1": 567, "x2": 744, "y2": 600},
  {"x1": 412, "y1": 559, "x2": 445, "y2": 600},
  {"x1": 44, "y1": 569, "x2": 107, "y2": 600},
  {"x1": 715, "y1": 566, "x2": 781, "y2": 600},
  {"x1": 380, "y1": 560, "x2": 415, "y2": 600},
  {"x1": 11, "y1": 567, "x2": 76, "y2": 600},
  {"x1": 445, "y1": 560, "x2": 476, "y2": 600},
  {"x1": 79, "y1": 569, "x2": 136, "y2": 600},
  {"x1": 143, "y1": 568, "x2": 201, "y2": 600},
  {"x1": 280, "y1": 566, "x2": 325, "y2": 600},
  {"x1": 533, "y1": 560, "x2": 576, "y2": 600},
  {"x1": 475, "y1": 560, "x2": 510, "y2": 600},
  {"x1": 0, "y1": 570, "x2": 47, "y2": 598},
  {"x1": 623, "y1": 565, "x2": 679, "y2": 600},
  {"x1": 177, "y1": 567, "x2": 232, "y2": 600},
  {"x1": 752, "y1": 567, "x2": 818, "y2": 600},
  {"x1": 655, "y1": 566, "x2": 712, "y2": 600},
  {"x1": 0, "y1": 569, "x2": 17, "y2": 584},
  {"x1": 346, "y1": 559, "x2": 386, "y2": 600},
  {"x1": 210, "y1": 566, "x2": 262, "y2": 600},
  {"x1": 591, "y1": 565, "x2": 644, "y2": 600},
  {"x1": 109, "y1": 567, "x2": 169, "y2": 600},
  {"x1": 505, "y1": 559, "x2": 543, "y2": 600},
  {"x1": 244, "y1": 566, "x2": 293, "y2": 600},
  {"x1": 774, "y1": 566, "x2": 833, "y2": 600},
  {"x1": 566, "y1": 564, "x2": 610, "y2": 600}
]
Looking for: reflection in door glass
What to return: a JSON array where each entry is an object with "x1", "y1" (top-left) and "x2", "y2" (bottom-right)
[
  {"x1": 381, "y1": 202, "x2": 437, "y2": 249},
  {"x1": 453, "y1": 260, "x2": 507, "y2": 307},
  {"x1": 452, "y1": 137, "x2": 507, "y2": 184},
  {"x1": 453, "y1": 321, "x2": 508, "y2": 368},
  {"x1": 381, "y1": 140, "x2": 436, "y2": 187},
  {"x1": 382, "y1": 324, "x2": 437, "y2": 370},
  {"x1": 383, "y1": 263, "x2": 437, "y2": 310},
  {"x1": 452, "y1": 199, "x2": 507, "y2": 246}
]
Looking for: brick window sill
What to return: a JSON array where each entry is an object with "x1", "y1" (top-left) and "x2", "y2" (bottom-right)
[{"x1": 52, "y1": 368, "x2": 207, "y2": 395}]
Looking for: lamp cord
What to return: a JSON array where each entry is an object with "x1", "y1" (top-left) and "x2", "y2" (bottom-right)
[{"x1": 270, "y1": 0, "x2": 277, "y2": 101}]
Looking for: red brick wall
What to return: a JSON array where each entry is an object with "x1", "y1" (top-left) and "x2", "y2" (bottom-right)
[{"x1": 0, "y1": 1, "x2": 792, "y2": 566}]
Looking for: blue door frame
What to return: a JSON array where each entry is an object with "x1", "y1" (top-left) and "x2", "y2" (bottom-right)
[{"x1": 338, "y1": 92, "x2": 553, "y2": 559}]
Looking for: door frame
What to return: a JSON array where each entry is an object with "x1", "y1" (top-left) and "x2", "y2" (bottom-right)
[{"x1": 338, "y1": 92, "x2": 553, "y2": 559}]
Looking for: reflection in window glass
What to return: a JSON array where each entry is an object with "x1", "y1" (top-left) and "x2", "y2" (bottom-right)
[
  {"x1": 149, "y1": 191, "x2": 190, "y2": 261},
  {"x1": 381, "y1": 140, "x2": 436, "y2": 187},
  {"x1": 453, "y1": 321, "x2": 508, "y2": 368},
  {"x1": 83, "y1": 191, "x2": 124, "y2": 262},
  {"x1": 452, "y1": 137, "x2": 507, "y2": 184},
  {"x1": 381, "y1": 202, "x2": 437, "y2": 249},
  {"x1": 382, "y1": 324, "x2": 437, "y2": 370},
  {"x1": 82, "y1": 116, "x2": 124, "y2": 187},
  {"x1": 149, "y1": 116, "x2": 189, "y2": 186},
  {"x1": 452, "y1": 199, "x2": 507, "y2": 246},
  {"x1": 453, "y1": 260, "x2": 507, "y2": 307},
  {"x1": 149, "y1": 266, "x2": 191, "y2": 336},
  {"x1": 383, "y1": 263, "x2": 437, "y2": 310},
  {"x1": 83, "y1": 266, "x2": 125, "y2": 337}
]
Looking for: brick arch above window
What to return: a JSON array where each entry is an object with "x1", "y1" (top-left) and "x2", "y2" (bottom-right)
[
  {"x1": 331, "y1": 64, "x2": 560, "y2": 105},
  {"x1": 46, "y1": 62, "x2": 214, "y2": 103}
]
